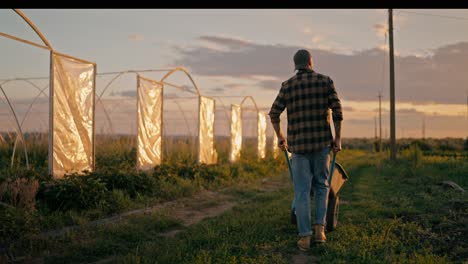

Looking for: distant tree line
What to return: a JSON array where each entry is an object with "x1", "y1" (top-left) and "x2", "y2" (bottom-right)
[{"x1": 343, "y1": 137, "x2": 468, "y2": 152}]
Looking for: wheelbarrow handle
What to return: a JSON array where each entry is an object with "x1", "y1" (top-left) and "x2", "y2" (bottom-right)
[
  {"x1": 328, "y1": 151, "x2": 337, "y2": 185},
  {"x1": 283, "y1": 149, "x2": 293, "y2": 182},
  {"x1": 283, "y1": 149, "x2": 297, "y2": 213}
]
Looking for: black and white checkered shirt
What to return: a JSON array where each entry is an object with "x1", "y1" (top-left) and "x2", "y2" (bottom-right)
[{"x1": 268, "y1": 69, "x2": 343, "y2": 153}]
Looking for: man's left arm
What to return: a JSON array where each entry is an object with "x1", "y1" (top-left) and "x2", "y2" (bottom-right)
[{"x1": 269, "y1": 84, "x2": 287, "y2": 150}]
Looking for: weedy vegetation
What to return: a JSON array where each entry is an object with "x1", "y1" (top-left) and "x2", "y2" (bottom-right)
[{"x1": 0, "y1": 134, "x2": 466, "y2": 263}]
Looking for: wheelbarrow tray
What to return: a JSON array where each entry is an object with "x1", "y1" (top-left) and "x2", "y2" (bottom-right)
[{"x1": 326, "y1": 161, "x2": 349, "y2": 231}]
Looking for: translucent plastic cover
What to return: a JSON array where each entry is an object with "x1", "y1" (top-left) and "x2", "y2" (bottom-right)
[
  {"x1": 137, "y1": 76, "x2": 163, "y2": 170},
  {"x1": 199, "y1": 96, "x2": 217, "y2": 164},
  {"x1": 51, "y1": 53, "x2": 95, "y2": 178},
  {"x1": 257, "y1": 112, "x2": 266, "y2": 159},
  {"x1": 272, "y1": 133, "x2": 279, "y2": 159},
  {"x1": 229, "y1": 104, "x2": 242, "y2": 162}
]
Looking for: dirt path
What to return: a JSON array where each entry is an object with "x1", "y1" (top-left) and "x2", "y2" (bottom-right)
[
  {"x1": 81, "y1": 175, "x2": 290, "y2": 264},
  {"x1": 40, "y1": 189, "x2": 235, "y2": 239},
  {"x1": 34, "y1": 173, "x2": 324, "y2": 263},
  {"x1": 291, "y1": 252, "x2": 319, "y2": 264},
  {"x1": 40, "y1": 174, "x2": 289, "y2": 240}
]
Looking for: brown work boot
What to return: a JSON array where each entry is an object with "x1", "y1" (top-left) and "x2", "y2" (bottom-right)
[
  {"x1": 314, "y1": 224, "x2": 326, "y2": 243},
  {"x1": 297, "y1": 235, "x2": 311, "y2": 251}
]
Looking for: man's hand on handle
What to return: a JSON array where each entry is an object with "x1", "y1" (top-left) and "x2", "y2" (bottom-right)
[
  {"x1": 278, "y1": 134, "x2": 288, "y2": 151},
  {"x1": 332, "y1": 137, "x2": 341, "y2": 154},
  {"x1": 332, "y1": 120, "x2": 342, "y2": 154}
]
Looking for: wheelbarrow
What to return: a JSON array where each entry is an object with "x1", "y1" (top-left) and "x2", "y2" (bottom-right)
[{"x1": 284, "y1": 149, "x2": 349, "y2": 232}]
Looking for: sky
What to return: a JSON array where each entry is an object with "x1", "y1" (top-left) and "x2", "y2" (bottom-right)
[{"x1": 1, "y1": 9, "x2": 468, "y2": 139}]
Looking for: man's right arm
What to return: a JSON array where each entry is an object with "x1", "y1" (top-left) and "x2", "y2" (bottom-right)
[{"x1": 328, "y1": 78, "x2": 343, "y2": 153}]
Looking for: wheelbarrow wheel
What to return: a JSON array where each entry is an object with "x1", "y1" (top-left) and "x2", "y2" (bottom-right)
[{"x1": 326, "y1": 195, "x2": 339, "y2": 232}]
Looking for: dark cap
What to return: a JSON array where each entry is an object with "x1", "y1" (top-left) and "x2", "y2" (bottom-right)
[{"x1": 293, "y1": 49, "x2": 312, "y2": 70}]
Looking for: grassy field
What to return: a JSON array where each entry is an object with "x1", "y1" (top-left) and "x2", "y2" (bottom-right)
[
  {"x1": 106, "y1": 149, "x2": 467, "y2": 263},
  {"x1": 0, "y1": 135, "x2": 286, "y2": 262},
  {"x1": 0, "y1": 136, "x2": 467, "y2": 263}
]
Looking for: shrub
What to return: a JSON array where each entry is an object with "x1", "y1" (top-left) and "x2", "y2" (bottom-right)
[
  {"x1": 37, "y1": 174, "x2": 108, "y2": 212},
  {"x1": 0, "y1": 178, "x2": 38, "y2": 211},
  {"x1": 401, "y1": 144, "x2": 423, "y2": 167},
  {"x1": 0, "y1": 207, "x2": 38, "y2": 246},
  {"x1": 105, "y1": 189, "x2": 132, "y2": 214},
  {"x1": 91, "y1": 169, "x2": 158, "y2": 198}
]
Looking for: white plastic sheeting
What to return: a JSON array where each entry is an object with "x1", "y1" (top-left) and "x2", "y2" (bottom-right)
[
  {"x1": 51, "y1": 53, "x2": 95, "y2": 178},
  {"x1": 272, "y1": 133, "x2": 279, "y2": 159},
  {"x1": 199, "y1": 96, "x2": 217, "y2": 164},
  {"x1": 229, "y1": 104, "x2": 242, "y2": 163},
  {"x1": 137, "y1": 76, "x2": 163, "y2": 170},
  {"x1": 257, "y1": 112, "x2": 267, "y2": 159}
]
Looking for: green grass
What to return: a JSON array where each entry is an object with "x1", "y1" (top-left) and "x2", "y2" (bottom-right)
[
  {"x1": 28, "y1": 212, "x2": 182, "y2": 264},
  {"x1": 1, "y1": 136, "x2": 467, "y2": 263},
  {"x1": 114, "y1": 150, "x2": 465, "y2": 264},
  {"x1": 4, "y1": 148, "x2": 466, "y2": 263},
  {"x1": 19, "y1": 185, "x2": 294, "y2": 264},
  {"x1": 0, "y1": 136, "x2": 288, "y2": 262}
]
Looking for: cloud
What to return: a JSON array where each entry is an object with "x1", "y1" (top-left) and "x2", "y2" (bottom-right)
[
  {"x1": 224, "y1": 83, "x2": 243, "y2": 89},
  {"x1": 128, "y1": 34, "x2": 144, "y2": 42},
  {"x1": 199, "y1": 36, "x2": 250, "y2": 51},
  {"x1": 308, "y1": 35, "x2": 353, "y2": 55},
  {"x1": 342, "y1": 106, "x2": 356, "y2": 112},
  {"x1": 303, "y1": 27, "x2": 312, "y2": 34},
  {"x1": 375, "y1": 9, "x2": 386, "y2": 15},
  {"x1": 219, "y1": 83, "x2": 245, "y2": 90},
  {"x1": 173, "y1": 37, "x2": 299, "y2": 78},
  {"x1": 373, "y1": 23, "x2": 388, "y2": 38},
  {"x1": 164, "y1": 92, "x2": 183, "y2": 98},
  {"x1": 173, "y1": 36, "x2": 468, "y2": 104},
  {"x1": 311, "y1": 35, "x2": 323, "y2": 44},
  {"x1": 393, "y1": 12, "x2": 409, "y2": 27},
  {"x1": 211, "y1": 87, "x2": 226, "y2": 93},
  {"x1": 117, "y1": 90, "x2": 182, "y2": 98},
  {"x1": 176, "y1": 84, "x2": 196, "y2": 94},
  {"x1": 397, "y1": 108, "x2": 424, "y2": 115},
  {"x1": 257, "y1": 79, "x2": 281, "y2": 91},
  {"x1": 372, "y1": 108, "x2": 389, "y2": 113},
  {"x1": 258, "y1": 106, "x2": 271, "y2": 112},
  {"x1": 120, "y1": 90, "x2": 136, "y2": 97},
  {"x1": 342, "y1": 118, "x2": 376, "y2": 125}
]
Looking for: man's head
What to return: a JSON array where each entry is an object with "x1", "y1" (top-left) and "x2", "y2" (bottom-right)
[{"x1": 293, "y1": 49, "x2": 314, "y2": 71}]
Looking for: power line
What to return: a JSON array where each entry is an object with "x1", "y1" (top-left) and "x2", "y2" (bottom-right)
[
  {"x1": 0, "y1": 69, "x2": 173, "y2": 82},
  {"x1": 398, "y1": 10, "x2": 468, "y2": 21},
  {"x1": 381, "y1": 32, "x2": 387, "y2": 96},
  {"x1": 376, "y1": 26, "x2": 386, "y2": 152}
]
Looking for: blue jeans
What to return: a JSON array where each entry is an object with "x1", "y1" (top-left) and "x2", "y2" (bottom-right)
[{"x1": 291, "y1": 147, "x2": 330, "y2": 236}]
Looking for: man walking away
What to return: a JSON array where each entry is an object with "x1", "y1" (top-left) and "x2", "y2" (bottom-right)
[{"x1": 268, "y1": 49, "x2": 343, "y2": 251}]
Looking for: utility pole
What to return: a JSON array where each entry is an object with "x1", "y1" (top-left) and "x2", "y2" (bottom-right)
[
  {"x1": 374, "y1": 116, "x2": 377, "y2": 139},
  {"x1": 374, "y1": 116, "x2": 378, "y2": 152},
  {"x1": 422, "y1": 116, "x2": 426, "y2": 140},
  {"x1": 378, "y1": 92, "x2": 382, "y2": 151},
  {"x1": 389, "y1": 9, "x2": 397, "y2": 161}
]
